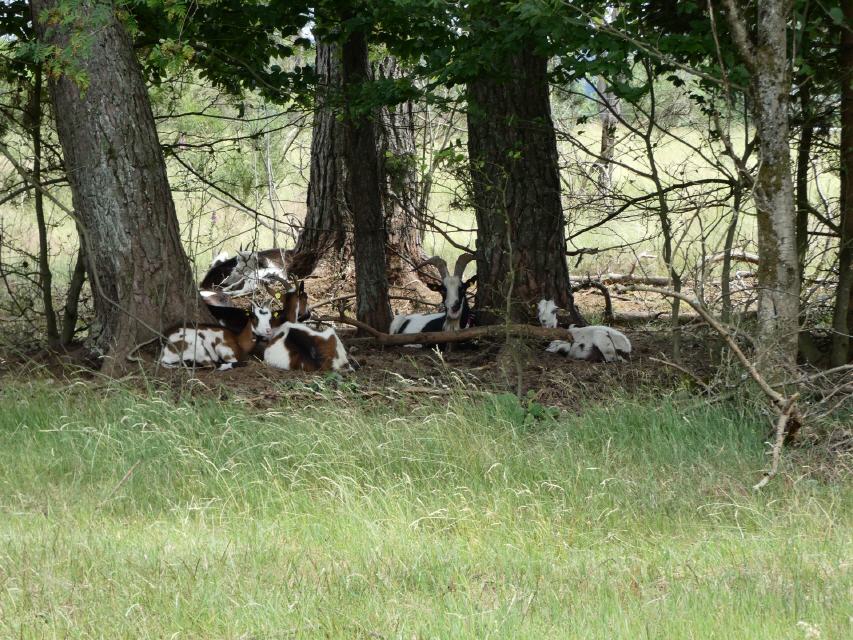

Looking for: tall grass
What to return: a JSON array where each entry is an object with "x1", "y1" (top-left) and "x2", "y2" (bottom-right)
[{"x1": 0, "y1": 380, "x2": 850, "y2": 638}]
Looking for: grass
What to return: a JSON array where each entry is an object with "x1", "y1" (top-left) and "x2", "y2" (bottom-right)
[{"x1": 0, "y1": 379, "x2": 851, "y2": 638}]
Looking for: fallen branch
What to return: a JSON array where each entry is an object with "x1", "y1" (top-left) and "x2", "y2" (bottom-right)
[
  {"x1": 752, "y1": 394, "x2": 799, "y2": 490},
  {"x1": 317, "y1": 315, "x2": 575, "y2": 346},
  {"x1": 308, "y1": 293, "x2": 439, "y2": 313},
  {"x1": 572, "y1": 273, "x2": 672, "y2": 286}
]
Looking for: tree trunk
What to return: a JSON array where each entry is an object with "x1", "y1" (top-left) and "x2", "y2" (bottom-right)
[
  {"x1": 795, "y1": 83, "x2": 814, "y2": 281},
  {"x1": 32, "y1": 0, "x2": 208, "y2": 373},
  {"x1": 723, "y1": 0, "x2": 800, "y2": 374},
  {"x1": 341, "y1": 28, "x2": 393, "y2": 331},
  {"x1": 290, "y1": 47, "x2": 427, "y2": 286},
  {"x1": 375, "y1": 56, "x2": 430, "y2": 279},
  {"x1": 289, "y1": 40, "x2": 350, "y2": 277},
  {"x1": 61, "y1": 235, "x2": 88, "y2": 347},
  {"x1": 596, "y1": 76, "x2": 619, "y2": 191},
  {"x1": 833, "y1": 0, "x2": 853, "y2": 365},
  {"x1": 28, "y1": 64, "x2": 59, "y2": 347},
  {"x1": 467, "y1": 49, "x2": 574, "y2": 323}
]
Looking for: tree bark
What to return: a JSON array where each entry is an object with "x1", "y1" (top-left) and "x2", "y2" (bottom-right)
[
  {"x1": 289, "y1": 40, "x2": 350, "y2": 277},
  {"x1": 290, "y1": 47, "x2": 427, "y2": 285},
  {"x1": 596, "y1": 76, "x2": 619, "y2": 191},
  {"x1": 32, "y1": 0, "x2": 208, "y2": 373},
  {"x1": 832, "y1": 0, "x2": 853, "y2": 365},
  {"x1": 341, "y1": 27, "x2": 393, "y2": 331},
  {"x1": 467, "y1": 49, "x2": 574, "y2": 323},
  {"x1": 375, "y1": 56, "x2": 430, "y2": 278},
  {"x1": 722, "y1": 0, "x2": 800, "y2": 374}
]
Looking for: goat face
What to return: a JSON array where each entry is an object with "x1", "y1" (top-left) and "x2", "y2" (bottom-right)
[
  {"x1": 537, "y1": 299, "x2": 560, "y2": 328},
  {"x1": 428, "y1": 275, "x2": 477, "y2": 321},
  {"x1": 251, "y1": 304, "x2": 276, "y2": 338}
]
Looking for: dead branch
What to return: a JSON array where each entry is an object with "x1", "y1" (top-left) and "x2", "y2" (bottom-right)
[
  {"x1": 308, "y1": 293, "x2": 439, "y2": 312},
  {"x1": 572, "y1": 273, "x2": 672, "y2": 286},
  {"x1": 317, "y1": 315, "x2": 575, "y2": 346},
  {"x1": 753, "y1": 394, "x2": 799, "y2": 490},
  {"x1": 572, "y1": 278, "x2": 614, "y2": 322}
]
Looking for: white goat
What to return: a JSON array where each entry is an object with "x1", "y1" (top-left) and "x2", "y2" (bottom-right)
[{"x1": 538, "y1": 298, "x2": 631, "y2": 363}]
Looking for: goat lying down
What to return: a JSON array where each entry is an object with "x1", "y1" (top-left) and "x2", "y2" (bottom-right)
[
  {"x1": 200, "y1": 248, "x2": 288, "y2": 296},
  {"x1": 390, "y1": 253, "x2": 477, "y2": 335},
  {"x1": 160, "y1": 304, "x2": 266, "y2": 371},
  {"x1": 264, "y1": 322, "x2": 352, "y2": 372},
  {"x1": 538, "y1": 298, "x2": 631, "y2": 363}
]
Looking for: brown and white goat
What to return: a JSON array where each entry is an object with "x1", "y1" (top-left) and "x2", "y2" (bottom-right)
[
  {"x1": 251, "y1": 279, "x2": 311, "y2": 339},
  {"x1": 263, "y1": 322, "x2": 351, "y2": 372},
  {"x1": 160, "y1": 309, "x2": 261, "y2": 371},
  {"x1": 389, "y1": 253, "x2": 477, "y2": 334}
]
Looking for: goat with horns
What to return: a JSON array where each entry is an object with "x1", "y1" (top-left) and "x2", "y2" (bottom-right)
[{"x1": 390, "y1": 253, "x2": 477, "y2": 335}]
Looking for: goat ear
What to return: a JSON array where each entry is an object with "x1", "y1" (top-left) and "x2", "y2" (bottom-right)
[
  {"x1": 426, "y1": 281, "x2": 442, "y2": 292},
  {"x1": 464, "y1": 275, "x2": 478, "y2": 287}
]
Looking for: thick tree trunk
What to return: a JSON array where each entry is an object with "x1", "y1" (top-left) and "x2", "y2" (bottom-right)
[
  {"x1": 291, "y1": 47, "x2": 427, "y2": 286},
  {"x1": 289, "y1": 40, "x2": 349, "y2": 277},
  {"x1": 375, "y1": 57, "x2": 430, "y2": 279},
  {"x1": 723, "y1": 0, "x2": 800, "y2": 374},
  {"x1": 32, "y1": 0, "x2": 208, "y2": 373},
  {"x1": 832, "y1": 0, "x2": 853, "y2": 365},
  {"x1": 467, "y1": 49, "x2": 574, "y2": 323},
  {"x1": 341, "y1": 28, "x2": 393, "y2": 331}
]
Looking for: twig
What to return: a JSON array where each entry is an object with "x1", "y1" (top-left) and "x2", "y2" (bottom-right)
[{"x1": 753, "y1": 394, "x2": 799, "y2": 490}]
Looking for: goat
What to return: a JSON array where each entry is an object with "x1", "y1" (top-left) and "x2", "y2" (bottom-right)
[
  {"x1": 389, "y1": 253, "x2": 477, "y2": 335},
  {"x1": 251, "y1": 279, "x2": 311, "y2": 339},
  {"x1": 160, "y1": 309, "x2": 261, "y2": 371},
  {"x1": 263, "y1": 322, "x2": 352, "y2": 372},
  {"x1": 538, "y1": 298, "x2": 631, "y2": 363},
  {"x1": 200, "y1": 289, "x2": 234, "y2": 308},
  {"x1": 202, "y1": 277, "x2": 310, "y2": 337},
  {"x1": 210, "y1": 250, "x2": 230, "y2": 268},
  {"x1": 200, "y1": 248, "x2": 288, "y2": 293}
]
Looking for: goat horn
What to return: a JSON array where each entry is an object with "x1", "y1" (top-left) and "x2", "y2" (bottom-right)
[
  {"x1": 453, "y1": 252, "x2": 476, "y2": 277},
  {"x1": 412, "y1": 256, "x2": 449, "y2": 279}
]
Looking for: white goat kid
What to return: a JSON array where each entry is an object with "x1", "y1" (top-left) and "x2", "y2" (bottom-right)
[{"x1": 538, "y1": 298, "x2": 631, "y2": 363}]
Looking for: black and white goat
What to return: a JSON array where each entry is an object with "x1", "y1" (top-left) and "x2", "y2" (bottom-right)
[
  {"x1": 264, "y1": 322, "x2": 352, "y2": 372},
  {"x1": 389, "y1": 253, "x2": 477, "y2": 335},
  {"x1": 200, "y1": 248, "x2": 288, "y2": 296},
  {"x1": 538, "y1": 298, "x2": 631, "y2": 363}
]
